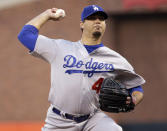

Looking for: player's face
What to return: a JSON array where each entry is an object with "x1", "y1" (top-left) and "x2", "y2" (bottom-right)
[{"x1": 80, "y1": 13, "x2": 106, "y2": 38}]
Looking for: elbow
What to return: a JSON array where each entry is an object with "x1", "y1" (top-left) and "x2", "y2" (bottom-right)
[
  {"x1": 17, "y1": 32, "x2": 23, "y2": 43},
  {"x1": 17, "y1": 29, "x2": 37, "y2": 51},
  {"x1": 17, "y1": 29, "x2": 28, "y2": 44}
]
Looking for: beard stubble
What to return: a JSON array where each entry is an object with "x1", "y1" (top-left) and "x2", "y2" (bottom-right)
[{"x1": 92, "y1": 31, "x2": 102, "y2": 39}]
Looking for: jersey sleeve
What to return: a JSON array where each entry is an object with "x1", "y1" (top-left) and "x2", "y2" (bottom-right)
[
  {"x1": 17, "y1": 25, "x2": 38, "y2": 51},
  {"x1": 30, "y1": 35, "x2": 58, "y2": 63},
  {"x1": 128, "y1": 86, "x2": 143, "y2": 95}
]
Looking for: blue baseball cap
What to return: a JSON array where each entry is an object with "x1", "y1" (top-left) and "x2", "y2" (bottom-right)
[{"x1": 81, "y1": 5, "x2": 108, "y2": 22}]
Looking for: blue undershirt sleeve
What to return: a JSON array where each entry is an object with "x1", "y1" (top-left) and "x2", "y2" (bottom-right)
[
  {"x1": 17, "y1": 25, "x2": 39, "y2": 51},
  {"x1": 128, "y1": 86, "x2": 143, "y2": 95}
]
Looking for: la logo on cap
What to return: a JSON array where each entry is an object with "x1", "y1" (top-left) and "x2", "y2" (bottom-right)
[{"x1": 93, "y1": 5, "x2": 99, "y2": 11}]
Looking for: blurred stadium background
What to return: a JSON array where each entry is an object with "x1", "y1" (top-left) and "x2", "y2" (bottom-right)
[{"x1": 0, "y1": 0, "x2": 167, "y2": 130}]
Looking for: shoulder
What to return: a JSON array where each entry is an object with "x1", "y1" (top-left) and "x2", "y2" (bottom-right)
[
  {"x1": 53, "y1": 39, "x2": 80, "y2": 48},
  {"x1": 100, "y1": 46, "x2": 134, "y2": 71},
  {"x1": 98, "y1": 46, "x2": 124, "y2": 58},
  {"x1": 101, "y1": 46, "x2": 120, "y2": 55},
  {"x1": 38, "y1": 35, "x2": 77, "y2": 45}
]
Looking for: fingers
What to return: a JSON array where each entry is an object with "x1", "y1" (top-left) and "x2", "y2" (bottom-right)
[
  {"x1": 48, "y1": 8, "x2": 65, "y2": 21},
  {"x1": 126, "y1": 96, "x2": 137, "y2": 105},
  {"x1": 51, "y1": 8, "x2": 58, "y2": 13},
  {"x1": 126, "y1": 97, "x2": 131, "y2": 104}
]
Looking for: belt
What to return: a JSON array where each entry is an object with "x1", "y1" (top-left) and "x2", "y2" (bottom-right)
[{"x1": 52, "y1": 107, "x2": 90, "y2": 123}]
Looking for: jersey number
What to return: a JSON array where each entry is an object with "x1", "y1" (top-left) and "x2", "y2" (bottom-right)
[{"x1": 92, "y1": 78, "x2": 104, "y2": 93}]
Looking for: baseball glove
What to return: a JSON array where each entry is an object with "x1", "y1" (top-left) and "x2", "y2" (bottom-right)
[{"x1": 99, "y1": 77, "x2": 135, "y2": 113}]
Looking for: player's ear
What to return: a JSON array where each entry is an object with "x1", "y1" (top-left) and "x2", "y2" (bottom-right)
[{"x1": 80, "y1": 21, "x2": 84, "y2": 30}]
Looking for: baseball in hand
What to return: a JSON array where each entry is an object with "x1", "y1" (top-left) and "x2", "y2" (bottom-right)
[{"x1": 54, "y1": 9, "x2": 66, "y2": 19}]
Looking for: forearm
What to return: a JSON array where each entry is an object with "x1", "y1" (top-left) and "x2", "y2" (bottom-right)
[
  {"x1": 26, "y1": 10, "x2": 50, "y2": 30},
  {"x1": 18, "y1": 8, "x2": 65, "y2": 51},
  {"x1": 132, "y1": 91, "x2": 144, "y2": 105}
]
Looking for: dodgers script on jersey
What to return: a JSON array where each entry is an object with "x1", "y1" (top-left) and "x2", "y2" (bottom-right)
[{"x1": 31, "y1": 35, "x2": 145, "y2": 115}]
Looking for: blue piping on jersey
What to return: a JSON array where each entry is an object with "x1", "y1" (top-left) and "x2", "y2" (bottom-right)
[
  {"x1": 17, "y1": 25, "x2": 39, "y2": 51},
  {"x1": 65, "y1": 69, "x2": 114, "y2": 77},
  {"x1": 84, "y1": 43, "x2": 104, "y2": 54}
]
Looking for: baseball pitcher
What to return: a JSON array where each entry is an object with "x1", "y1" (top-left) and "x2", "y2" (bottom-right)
[{"x1": 18, "y1": 5, "x2": 145, "y2": 131}]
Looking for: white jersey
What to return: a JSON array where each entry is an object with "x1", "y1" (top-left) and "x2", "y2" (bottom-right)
[{"x1": 31, "y1": 35, "x2": 145, "y2": 115}]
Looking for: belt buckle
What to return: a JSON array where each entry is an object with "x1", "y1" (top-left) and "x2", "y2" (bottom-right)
[{"x1": 60, "y1": 111, "x2": 66, "y2": 118}]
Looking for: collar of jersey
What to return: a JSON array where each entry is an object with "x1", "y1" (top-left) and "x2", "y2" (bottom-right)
[{"x1": 84, "y1": 43, "x2": 104, "y2": 54}]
